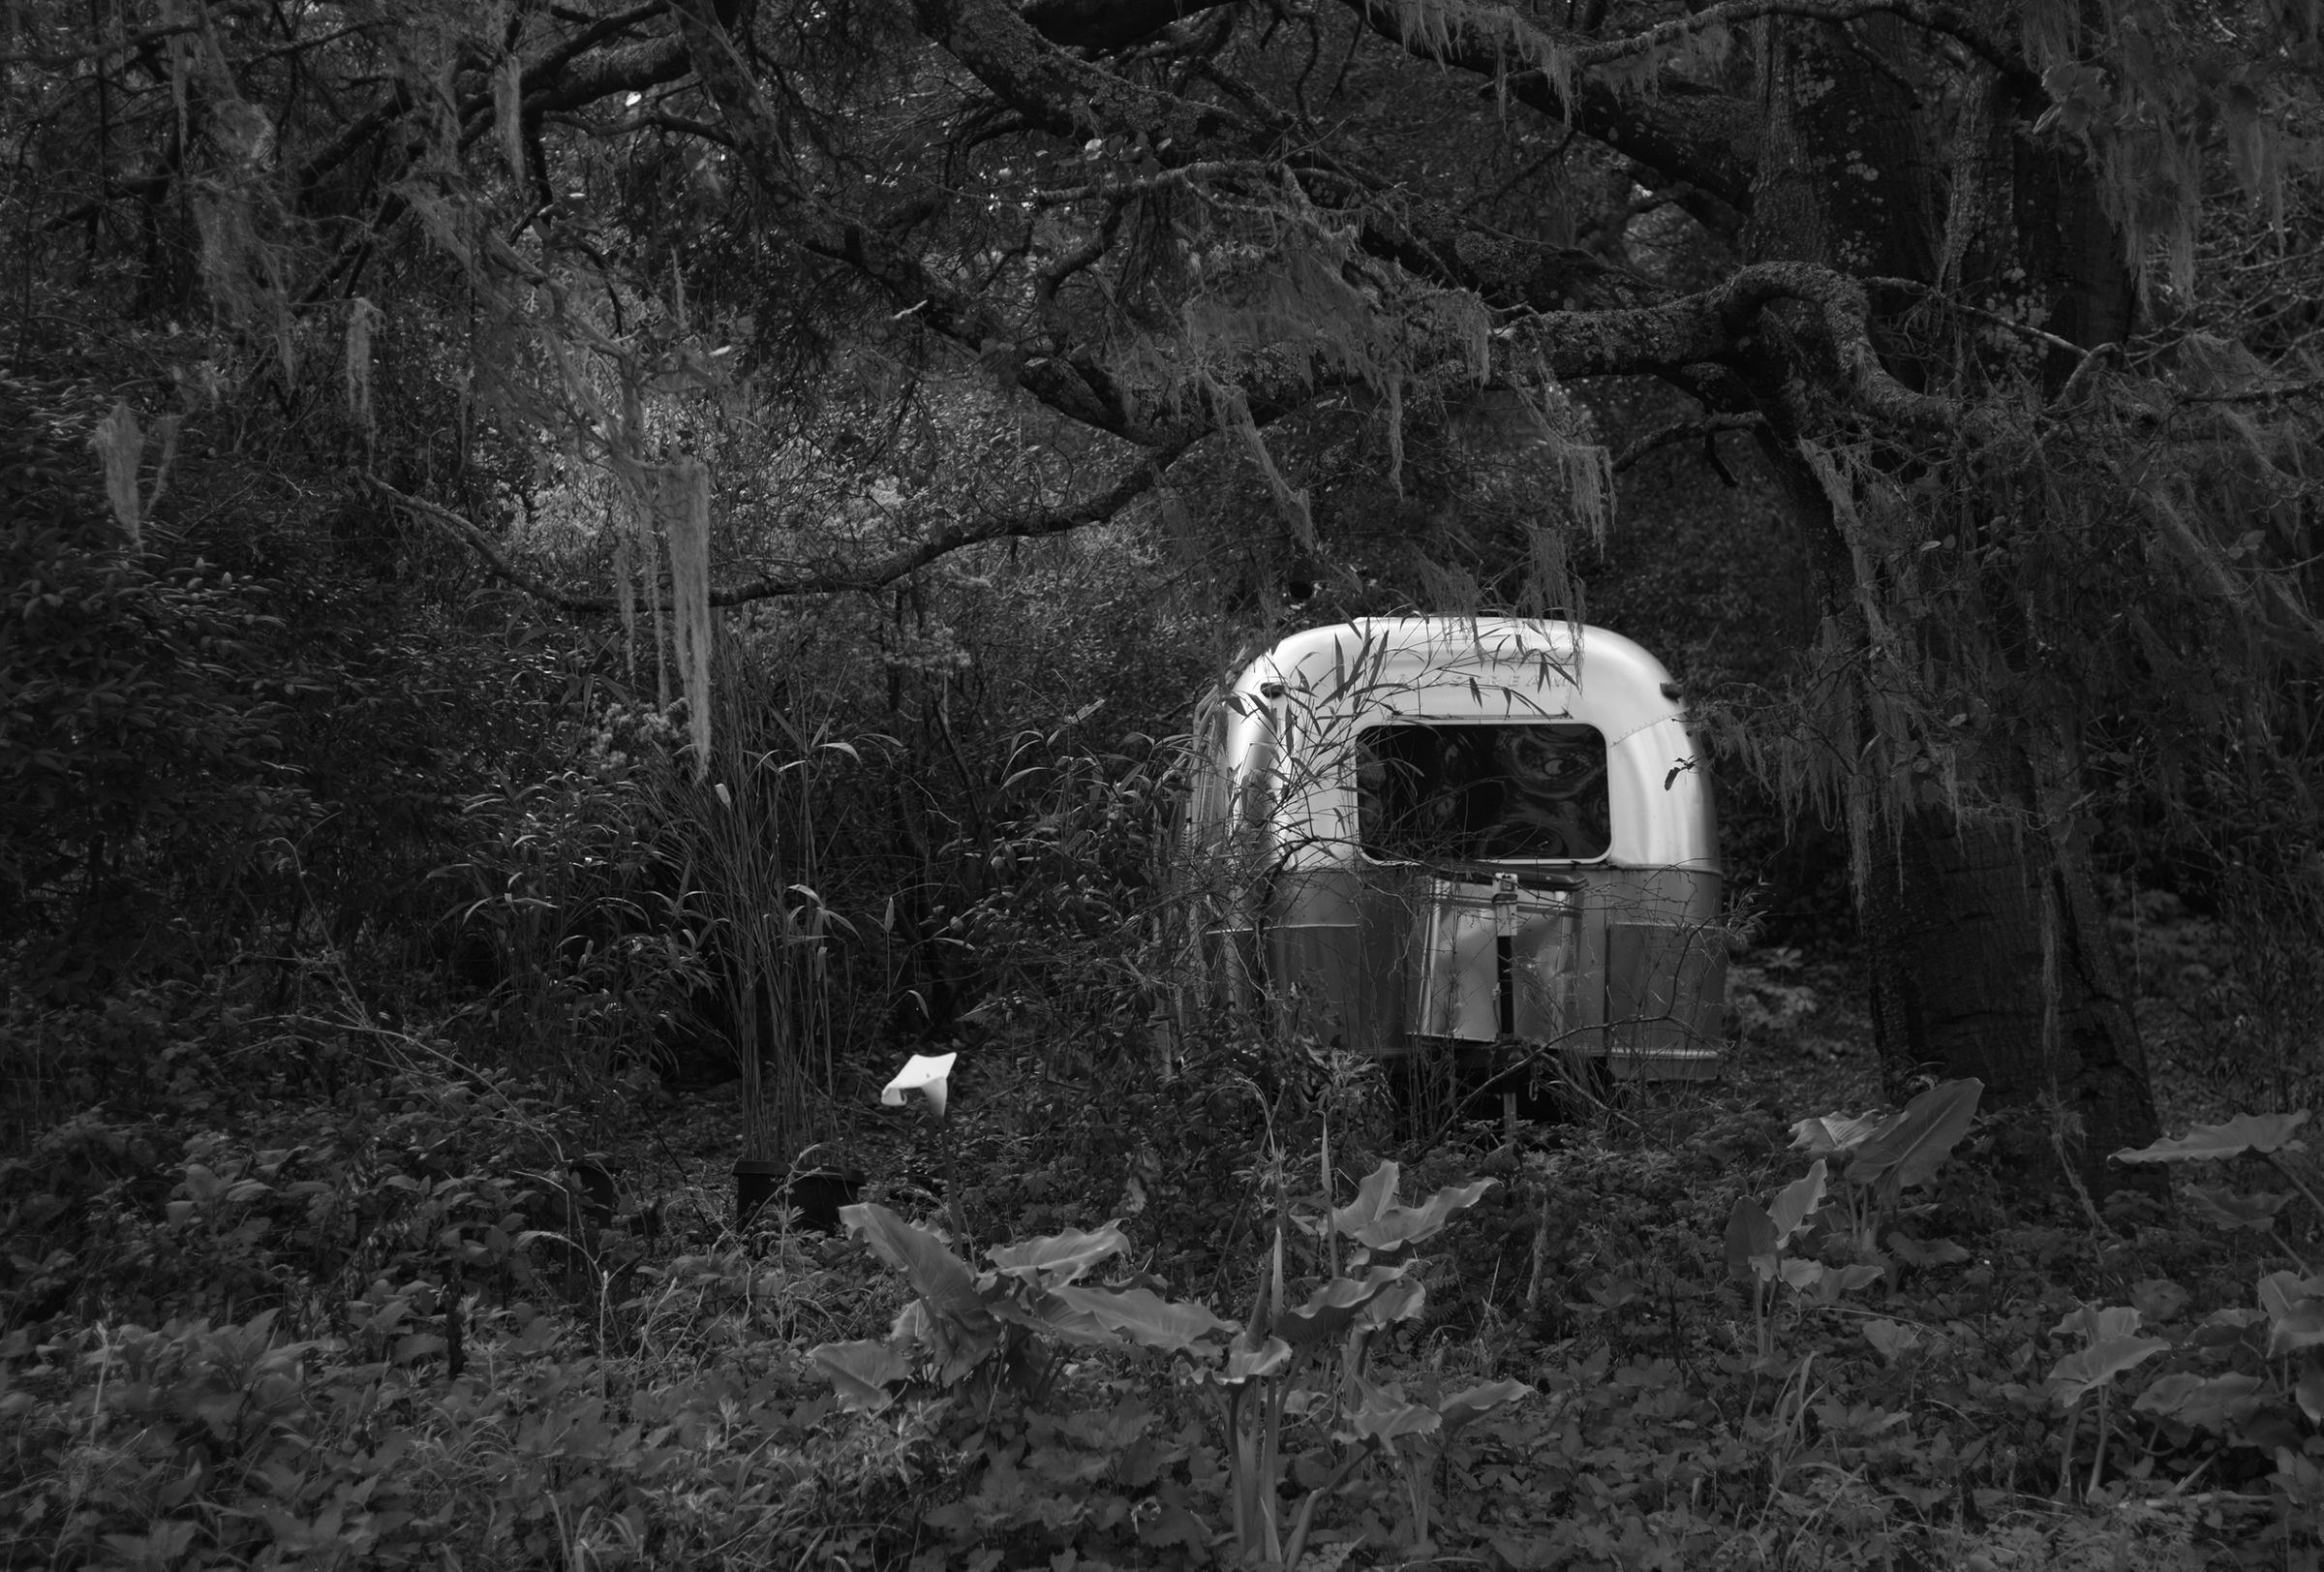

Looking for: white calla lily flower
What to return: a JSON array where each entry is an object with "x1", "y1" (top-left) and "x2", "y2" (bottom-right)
[{"x1": 880, "y1": 1052, "x2": 957, "y2": 1119}]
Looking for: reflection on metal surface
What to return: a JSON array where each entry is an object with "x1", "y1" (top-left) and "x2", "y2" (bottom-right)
[
  {"x1": 1413, "y1": 875, "x2": 1582, "y2": 1044},
  {"x1": 1182, "y1": 619, "x2": 1727, "y2": 1081}
]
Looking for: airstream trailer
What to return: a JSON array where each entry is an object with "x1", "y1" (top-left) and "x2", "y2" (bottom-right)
[{"x1": 1183, "y1": 618, "x2": 1725, "y2": 1083}]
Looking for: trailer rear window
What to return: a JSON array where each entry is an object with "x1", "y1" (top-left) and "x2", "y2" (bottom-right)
[{"x1": 1357, "y1": 723, "x2": 1610, "y2": 862}]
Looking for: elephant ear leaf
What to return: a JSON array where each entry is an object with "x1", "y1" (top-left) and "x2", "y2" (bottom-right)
[
  {"x1": 841, "y1": 1203, "x2": 989, "y2": 1324},
  {"x1": 1275, "y1": 1266, "x2": 1409, "y2": 1347},
  {"x1": 1330, "y1": 1161, "x2": 1402, "y2": 1239},
  {"x1": 986, "y1": 1223, "x2": 1128, "y2": 1288},
  {"x1": 1789, "y1": 1112, "x2": 1886, "y2": 1157},
  {"x1": 1438, "y1": 1378, "x2": 1532, "y2": 1438},
  {"x1": 2183, "y1": 1185, "x2": 2288, "y2": 1229},
  {"x1": 810, "y1": 1339, "x2": 909, "y2": 1413},
  {"x1": 1766, "y1": 1159, "x2": 1826, "y2": 1245},
  {"x1": 1849, "y1": 1079, "x2": 1982, "y2": 1197},
  {"x1": 1349, "y1": 1381, "x2": 1439, "y2": 1443},
  {"x1": 2114, "y1": 1111, "x2": 2309, "y2": 1164},
  {"x1": 2045, "y1": 1335, "x2": 2170, "y2": 1408},
  {"x1": 1345, "y1": 1179, "x2": 1497, "y2": 1255},
  {"x1": 1724, "y1": 1195, "x2": 1777, "y2": 1282},
  {"x1": 1047, "y1": 1285, "x2": 1235, "y2": 1351}
]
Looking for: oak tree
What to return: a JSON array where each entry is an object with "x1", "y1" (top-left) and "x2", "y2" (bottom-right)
[{"x1": 10, "y1": 0, "x2": 2321, "y2": 1182}]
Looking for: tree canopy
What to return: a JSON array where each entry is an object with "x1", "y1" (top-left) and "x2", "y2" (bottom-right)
[{"x1": 7, "y1": 0, "x2": 2323, "y2": 1173}]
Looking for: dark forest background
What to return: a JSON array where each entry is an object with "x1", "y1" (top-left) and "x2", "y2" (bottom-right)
[{"x1": 4, "y1": 2, "x2": 2323, "y2": 1567}]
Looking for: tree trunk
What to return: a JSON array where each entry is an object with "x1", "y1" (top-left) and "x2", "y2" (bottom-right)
[
  {"x1": 1862, "y1": 803, "x2": 2163, "y2": 1194},
  {"x1": 1746, "y1": 17, "x2": 2162, "y2": 1180}
]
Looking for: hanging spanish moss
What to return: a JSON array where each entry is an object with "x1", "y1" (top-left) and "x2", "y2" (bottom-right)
[
  {"x1": 344, "y1": 297, "x2": 381, "y2": 447},
  {"x1": 665, "y1": 456, "x2": 715, "y2": 776},
  {"x1": 89, "y1": 403, "x2": 142, "y2": 545}
]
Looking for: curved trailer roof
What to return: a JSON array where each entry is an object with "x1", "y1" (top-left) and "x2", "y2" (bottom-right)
[{"x1": 1215, "y1": 618, "x2": 1716, "y2": 873}]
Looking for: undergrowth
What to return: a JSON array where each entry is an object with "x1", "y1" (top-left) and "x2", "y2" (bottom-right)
[{"x1": 3, "y1": 971, "x2": 2314, "y2": 1571}]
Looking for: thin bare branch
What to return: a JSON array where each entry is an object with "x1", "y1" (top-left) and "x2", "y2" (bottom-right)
[
  {"x1": 1614, "y1": 413, "x2": 1767, "y2": 473},
  {"x1": 362, "y1": 443, "x2": 1193, "y2": 615}
]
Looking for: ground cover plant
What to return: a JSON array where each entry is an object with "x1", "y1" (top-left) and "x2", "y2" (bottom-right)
[{"x1": 5, "y1": 968, "x2": 2320, "y2": 1571}]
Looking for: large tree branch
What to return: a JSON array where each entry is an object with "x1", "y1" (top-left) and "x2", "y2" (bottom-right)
[
  {"x1": 669, "y1": 0, "x2": 1156, "y2": 438},
  {"x1": 1613, "y1": 412, "x2": 1766, "y2": 473},
  {"x1": 1337, "y1": 0, "x2": 1758, "y2": 221},
  {"x1": 909, "y1": 0, "x2": 1256, "y2": 148},
  {"x1": 1017, "y1": 0, "x2": 1217, "y2": 49},
  {"x1": 1552, "y1": 0, "x2": 2025, "y2": 82},
  {"x1": 361, "y1": 444, "x2": 1190, "y2": 613},
  {"x1": 1515, "y1": 261, "x2": 1959, "y2": 430}
]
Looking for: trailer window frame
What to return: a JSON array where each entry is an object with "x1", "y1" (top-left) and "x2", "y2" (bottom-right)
[{"x1": 1352, "y1": 718, "x2": 1614, "y2": 867}]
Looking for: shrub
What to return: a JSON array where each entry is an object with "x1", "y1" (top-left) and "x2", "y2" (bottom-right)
[{"x1": 0, "y1": 424, "x2": 303, "y2": 1002}]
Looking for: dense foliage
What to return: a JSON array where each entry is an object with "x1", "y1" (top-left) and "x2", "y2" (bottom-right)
[{"x1": 4, "y1": 0, "x2": 2324, "y2": 1566}]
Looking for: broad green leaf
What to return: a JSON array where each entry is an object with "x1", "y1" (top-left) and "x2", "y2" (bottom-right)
[
  {"x1": 985, "y1": 1223, "x2": 1128, "y2": 1287},
  {"x1": 840, "y1": 1203, "x2": 989, "y2": 1325},
  {"x1": 889, "y1": 1288, "x2": 999, "y2": 1387},
  {"x1": 2128, "y1": 1279, "x2": 2191, "y2": 1323},
  {"x1": 2052, "y1": 1304, "x2": 2144, "y2": 1344},
  {"x1": 2046, "y1": 1335, "x2": 2172, "y2": 1407},
  {"x1": 1789, "y1": 1112, "x2": 1886, "y2": 1157},
  {"x1": 2258, "y1": 1272, "x2": 2324, "y2": 1321},
  {"x1": 1341, "y1": 1178, "x2": 1497, "y2": 1255},
  {"x1": 1862, "y1": 1319, "x2": 1923, "y2": 1361},
  {"x1": 987, "y1": 1289, "x2": 1120, "y2": 1347},
  {"x1": 1349, "y1": 1382, "x2": 1439, "y2": 1443},
  {"x1": 1356, "y1": 1276, "x2": 1427, "y2": 1330},
  {"x1": 1206, "y1": 1335, "x2": 1292, "y2": 1385},
  {"x1": 2302, "y1": 1358, "x2": 2324, "y2": 1424},
  {"x1": 810, "y1": 1339, "x2": 909, "y2": 1413},
  {"x1": 2268, "y1": 1299, "x2": 2324, "y2": 1357},
  {"x1": 2134, "y1": 1372, "x2": 2263, "y2": 1433},
  {"x1": 1725, "y1": 1196, "x2": 1777, "y2": 1283},
  {"x1": 1886, "y1": 1233, "x2": 1971, "y2": 1269},
  {"x1": 1330, "y1": 1160, "x2": 1402, "y2": 1237},
  {"x1": 1275, "y1": 1266, "x2": 1408, "y2": 1347},
  {"x1": 2185, "y1": 1185, "x2": 2289, "y2": 1230},
  {"x1": 2112, "y1": 1110, "x2": 2309, "y2": 1164},
  {"x1": 1139, "y1": 1502, "x2": 1212, "y2": 1553},
  {"x1": 1767, "y1": 1160, "x2": 1826, "y2": 1245},
  {"x1": 1830, "y1": 1263, "x2": 1884, "y2": 1295},
  {"x1": 1439, "y1": 1378, "x2": 1532, "y2": 1436},
  {"x1": 1848, "y1": 1079, "x2": 1982, "y2": 1195},
  {"x1": 1048, "y1": 1285, "x2": 1234, "y2": 1351},
  {"x1": 1780, "y1": 1257, "x2": 1825, "y2": 1291}
]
